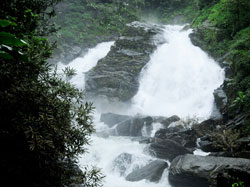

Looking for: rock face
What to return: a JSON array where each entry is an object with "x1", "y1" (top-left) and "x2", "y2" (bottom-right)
[
  {"x1": 125, "y1": 160, "x2": 168, "y2": 182},
  {"x1": 115, "y1": 116, "x2": 153, "y2": 137},
  {"x1": 169, "y1": 154, "x2": 250, "y2": 187},
  {"x1": 85, "y1": 21, "x2": 165, "y2": 101},
  {"x1": 213, "y1": 87, "x2": 228, "y2": 114},
  {"x1": 192, "y1": 119, "x2": 219, "y2": 137},
  {"x1": 149, "y1": 139, "x2": 192, "y2": 161}
]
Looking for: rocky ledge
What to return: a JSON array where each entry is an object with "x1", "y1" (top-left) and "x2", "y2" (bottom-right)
[
  {"x1": 85, "y1": 21, "x2": 165, "y2": 101},
  {"x1": 169, "y1": 154, "x2": 250, "y2": 187}
]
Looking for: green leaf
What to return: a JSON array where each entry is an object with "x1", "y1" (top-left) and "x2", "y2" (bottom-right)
[
  {"x1": 0, "y1": 50, "x2": 13, "y2": 59},
  {"x1": 238, "y1": 91, "x2": 244, "y2": 98},
  {"x1": 0, "y1": 19, "x2": 17, "y2": 27},
  {"x1": 0, "y1": 32, "x2": 27, "y2": 46}
]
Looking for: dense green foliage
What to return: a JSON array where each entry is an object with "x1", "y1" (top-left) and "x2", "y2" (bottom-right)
[
  {"x1": 192, "y1": 0, "x2": 250, "y2": 134},
  {"x1": 52, "y1": 0, "x2": 145, "y2": 58},
  {"x1": 142, "y1": 0, "x2": 198, "y2": 24},
  {"x1": 0, "y1": 0, "x2": 102, "y2": 186}
]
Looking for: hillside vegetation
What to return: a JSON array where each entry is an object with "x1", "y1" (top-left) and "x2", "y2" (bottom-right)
[
  {"x1": 51, "y1": 0, "x2": 145, "y2": 62},
  {"x1": 191, "y1": 0, "x2": 250, "y2": 135}
]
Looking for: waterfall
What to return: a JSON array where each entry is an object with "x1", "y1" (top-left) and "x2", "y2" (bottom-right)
[
  {"x1": 64, "y1": 25, "x2": 224, "y2": 187},
  {"x1": 57, "y1": 41, "x2": 114, "y2": 89},
  {"x1": 131, "y1": 25, "x2": 224, "y2": 119}
]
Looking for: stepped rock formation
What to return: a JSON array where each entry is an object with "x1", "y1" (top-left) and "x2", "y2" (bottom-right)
[{"x1": 85, "y1": 21, "x2": 165, "y2": 101}]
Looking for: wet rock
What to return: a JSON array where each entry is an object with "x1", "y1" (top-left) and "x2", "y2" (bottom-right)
[
  {"x1": 234, "y1": 151, "x2": 250, "y2": 159},
  {"x1": 199, "y1": 140, "x2": 218, "y2": 152},
  {"x1": 166, "y1": 130, "x2": 196, "y2": 149},
  {"x1": 192, "y1": 119, "x2": 219, "y2": 137},
  {"x1": 154, "y1": 126, "x2": 197, "y2": 149},
  {"x1": 112, "y1": 153, "x2": 133, "y2": 176},
  {"x1": 115, "y1": 116, "x2": 153, "y2": 137},
  {"x1": 213, "y1": 87, "x2": 228, "y2": 113},
  {"x1": 160, "y1": 115, "x2": 181, "y2": 128},
  {"x1": 225, "y1": 114, "x2": 250, "y2": 130},
  {"x1": 237, "y1": 136, "x2": 250, "y2": 148},
  {"x1": 149, "y1": 139, "x2": 192, "y2": 161},
  {"x1": 169, "y1": 154, "x2": 250, "y2": 187},
  {"x1": 100, "y1": 113, "x2": 131, "y2": 127},
  {"x1": 85, "y1": 21, "x2": 165, "y2": 101},
  {"x1": 125, "y1": 160, "x2": 168, "y2": 182},
  {"x1": 209, "y1": 151, "x2": 233, "y2": 157}
]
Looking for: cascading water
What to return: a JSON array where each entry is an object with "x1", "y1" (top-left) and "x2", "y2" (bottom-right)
[
  {"x1": 132, "y1": 25, "x2": 224, "y2": 120},
  {"x1": 57, "y1": 41, "x2": 114, "y2": 89},
  {"x1": 64, "y1": 25, "x2": 224, "y2": 187}
]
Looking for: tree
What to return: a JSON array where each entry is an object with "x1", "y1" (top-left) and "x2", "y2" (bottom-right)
[{"x1": 0, "y1": 0, "x2": 102, "y2": 186}]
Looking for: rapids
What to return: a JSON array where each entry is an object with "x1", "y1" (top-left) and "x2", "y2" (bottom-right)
[{"x1": 62, "y1": 25, "x2": 224, "y2": 187}]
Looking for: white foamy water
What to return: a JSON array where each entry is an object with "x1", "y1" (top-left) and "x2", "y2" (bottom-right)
[
  {"x1": 131, "y1": 25, "x2": 224, "y2": 119},
  {"x1": 64, "y1": 25, "x2": 224, "y2": 187},
  {"x1": 57, "y1": 41, "x2": 114, "y2": 89},
  {"x1": 79, "y1": 117, "x2": 171, "y2": 187}
]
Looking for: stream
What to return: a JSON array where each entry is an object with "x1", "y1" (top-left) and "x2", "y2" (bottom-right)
[{"x1": 58, "y1": 25, "x2": 224, "y2": 187}]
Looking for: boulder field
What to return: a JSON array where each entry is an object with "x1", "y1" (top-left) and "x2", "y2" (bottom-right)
[{"x1": 99, "y1": 112, "x2": 250, "y2": 186}]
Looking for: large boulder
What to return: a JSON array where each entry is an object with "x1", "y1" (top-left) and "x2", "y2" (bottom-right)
[
  {"x1": 192, "y1": 119, "x2": 219, "y2": 138},
  {"x1": 169, "y1": 154, "x2": 250, "y2": 187},
  {"x1": 154, "y1": 128, "x2": 196, "y2": 149},
  {"x1": 115, "y1": 116, "x2": 153, "y2": 137},
  {"x1": 149, "y1": 139, "x2": 192, "y2": 161},
  {"x1": 100, "y1": 113, "x2": 131, "y2": 127},
  {"x1": 85, "y1": 21, "x2": 165, "y2": 101},
  {"x1": 199, "y1": 140, "x2": 218, "y2": 152},
  {"x1": 125, "y1": 160, "x2": 168, "y2": 182},
  {"x1": 159, "y1": 115, "x2": 181, "y2": 128}
]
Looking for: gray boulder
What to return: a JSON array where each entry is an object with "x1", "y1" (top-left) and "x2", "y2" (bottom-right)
[
  {"x1": 149, "y1": 139, "x2": 192, "y2": 161},
  {"x1": 85, "y1": 21, "x2": 165, "y2": 101},
  {"x1": 115, "y1": 116, "x2": 153, "y2": 137},
  {"x1": 155, "y1": 129, "x2": 197, "y2": 149},
  {"x1": 125, "y1": 160, "x2": 168, "y2": 182},
  {"x1": 169, "y1": 154, "x2": 250, "y2": 187},
  {"x1": 213, "y1": 87, "x2": 228, "y2": 113},
  {"x1": 100, "y1": 113, "x2": 131, "y2": 127},
  {"x1": 160, "y1": 115, "x2": 181, "y2": 128},
  {"x1": 192, "y1": 119, "x2": 219, "y2": 137},
  {"x1": 199, "y1": 140, "x2": 218, "y2": 152}
]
